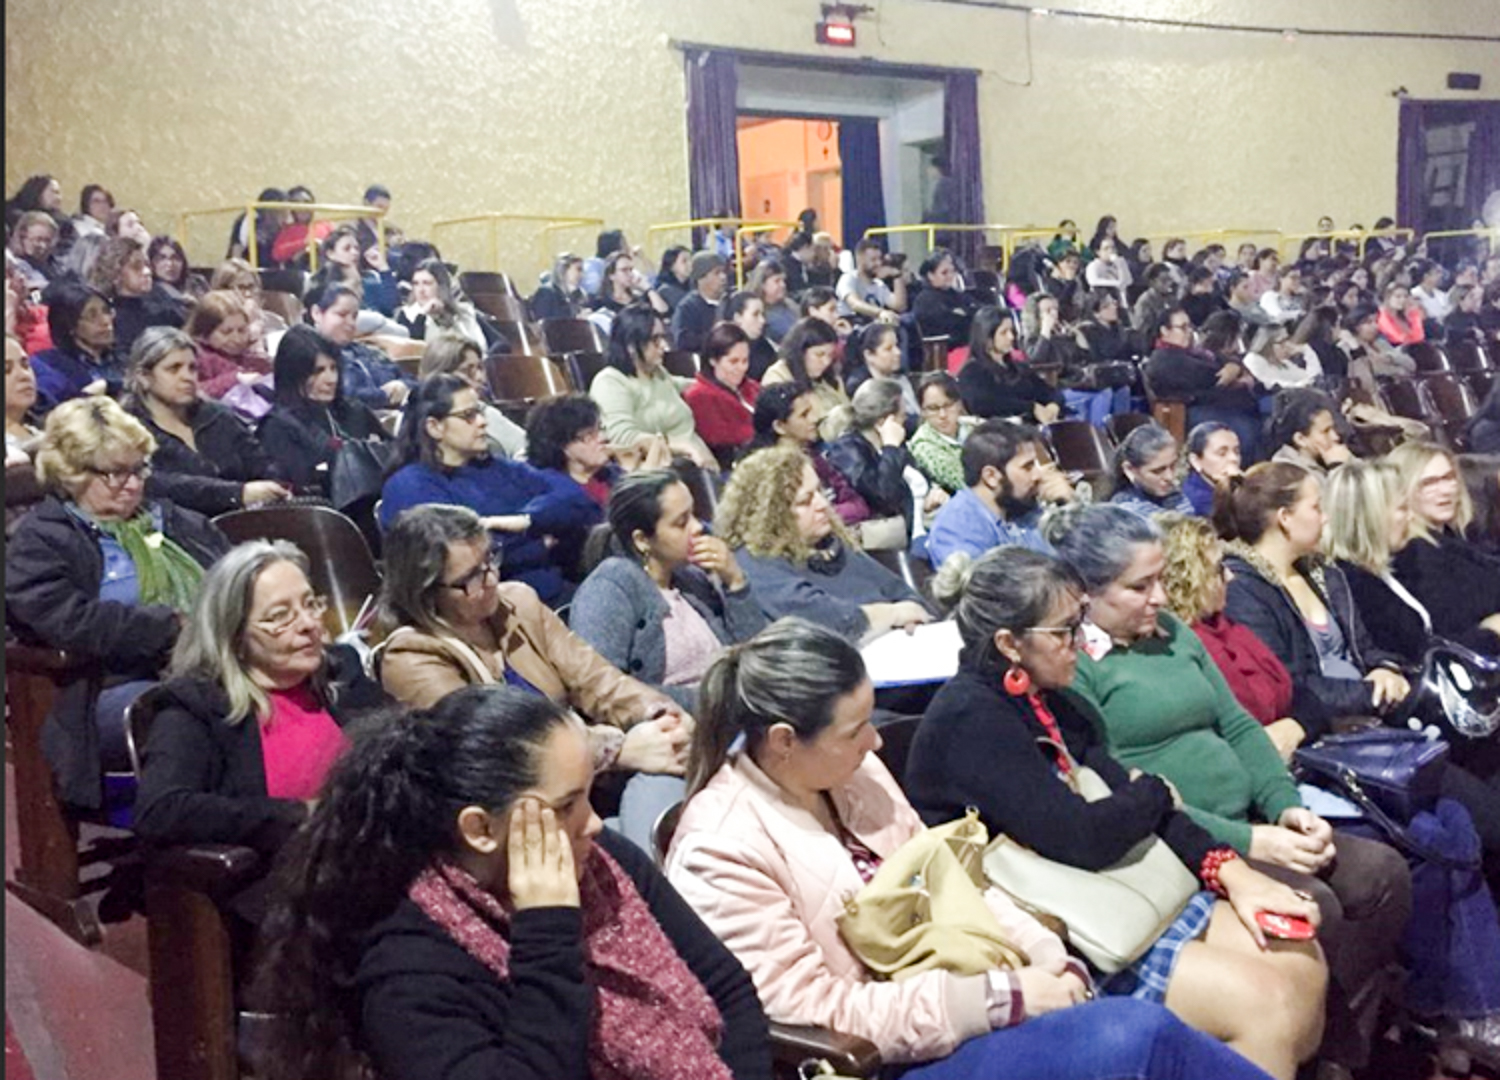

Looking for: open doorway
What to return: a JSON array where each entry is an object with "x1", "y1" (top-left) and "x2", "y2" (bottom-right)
[{"x1": 737, "y1": 117, "x2": 843, "y2": 245}]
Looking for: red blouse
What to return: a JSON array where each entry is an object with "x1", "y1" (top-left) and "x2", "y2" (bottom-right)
[{"x1": 683, "y1": 372, "x2": 760, "y2": 452}]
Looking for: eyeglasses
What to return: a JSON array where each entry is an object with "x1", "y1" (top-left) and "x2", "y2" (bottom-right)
[
  {"x1": 442, "y1": 556, "x2": 500, "y2": 597},
  {"x1": 87, "y1": 462, "x2": 152, "y2": 489},
  {"x1": 445, "y1": 405, "x2": 486, "y2": 424},
  {"x1": 1024, "y1": 609, "x2": 1090, "y2": 646},
  {"x1": 921, "y1": 399, "x2": 961, "y2": 417},
  {"x1": 253, "y1": 595, "x2": 329, "y2": 636}
]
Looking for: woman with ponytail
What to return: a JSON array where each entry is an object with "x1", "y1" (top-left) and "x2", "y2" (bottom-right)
[
  {"x1": 910, "y1": 547, "x2": 1325, "y2": 1080},
  {"x1": 666, "y1": 618, "x2": 1284, "y2": 1079},
  {"x1": 253, "y1": 685, "x2": 771, "y2": 1080}
]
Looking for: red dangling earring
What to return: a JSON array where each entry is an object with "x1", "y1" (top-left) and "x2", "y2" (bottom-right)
[{"x1": 1003, "y1": 664, "x2": 1032, "y2": 696}]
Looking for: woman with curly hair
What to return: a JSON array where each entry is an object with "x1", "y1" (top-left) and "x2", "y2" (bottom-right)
[
  {"x1": 89, "y1": 236, "x2": 187, "y2": 352},
  {"x1": 713, "y1": 444, "x2": 928, "y2": 642}
]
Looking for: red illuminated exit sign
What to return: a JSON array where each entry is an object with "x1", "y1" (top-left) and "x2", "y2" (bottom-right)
[{"x1": 816, "y1": 19, "x2": 857, "y2": 46}]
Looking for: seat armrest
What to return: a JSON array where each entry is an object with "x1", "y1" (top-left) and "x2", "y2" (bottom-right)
[
  {"x1": 5, "y1": 642, "x2": 87, "y2": 676},
  {"x1": 768, "y1": 1022, "x2": 882, "y2": 1078},
  {"x1": 145, "y1": 843, "x2": 261, "y2": 895}
]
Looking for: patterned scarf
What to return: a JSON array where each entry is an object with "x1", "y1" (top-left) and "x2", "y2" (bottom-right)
[
  {"x1": 93, "y1": 510, "x2": 205, "y2": 611},
  {"x1": 408, "y1": 847, "x2": 730, "y2": 1080}
]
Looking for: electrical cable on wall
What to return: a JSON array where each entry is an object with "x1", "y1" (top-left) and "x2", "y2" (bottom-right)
[{"x1": 913, "y1": 0, "x2": 1500, "y2": 44}]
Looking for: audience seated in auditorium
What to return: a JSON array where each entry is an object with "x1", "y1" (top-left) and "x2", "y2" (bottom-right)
[
  {"x1": 1445, "y1": 282, "x2": 1486, "y2": 342},
  {"x1": 1048, "y1": 504, "x2": 1411, "y2": 1073},
  {"x1": 1131, "y1": 263, "x2": 1179, "y2": 343},
  {"x1": 374, "y1": 505, "x2": 693, "y2": 848},
  {"x1": 1376, "y1": 281, "x2": 1425, "y2": 347},
  {"x1": 252, "y1": 684, "x2": 770, "y2": 1080},
  {"x1": 1076, "y1": 288, "x2": 1137, "y2": 365},
  {"x1": 88, "y1": 236, "x2": 188, "y2": 354},
  {"x1": 185, "y1": 290, "x2": 274, "y2": 416},
  {"x1": 10, "y1": 210, "x2": 60, "y2": 290},
  {"x1": 397, "y1": 258, "x2": 484, "y2": 347},
  {"x1": 1182, "y1": 421, "x2": 1242, "y2": 517},
  {"x1": 911, "y1": 247, "x2": 977, "y2": 351},
  {"x1": 759, "y1": 315, "x2": 849, "y2": 441},
  {"x1": 670, "y1": 252, "x2": 728, "y2": 353},
  {"x1": 590, "y1": 302, "x2": 716, "y2": 470},
  {"x1": 719, "y1": 289, "x2": 778, "y2": 384},
  {"x1": 1147, "y1": 309, "x2": 1261, "y2": 459},
  {"x1": 209, "y1": 258, "x2": 288, "y2": 344},
  {"x1": 912, "y1": 546, "x2": 1326, "y2": 1079},
  {"x1": 825, "y1": 378, "x2": 926, "y2": 539},
  {"x1": 747, "y1": 381, "x2": 870, "y2": 528},
  {"x1": 844, "y1": 324, "x2": 917, "y2": 423},
  {"x1": 1041, "y1": 246, "x2": 1086, "y2": 323},
  {"x1": 1024, "y1": 292, "x2": 1129, "y2": 427},
  {"x1": 306, "y1": 281, "x2": 413, "y2": 409},
  {"x1": 379, "y1": 375, "x2": 596, "y2": 605},
  {"x1": 71, "y1": 184, "x2": 113, "y2": 241},
  {"x1": 1109, "y1": 424, "x2": 1193, "y2": 516},
  {"x1": 836, "y1": 237, "x2": 907, "y2": 327},
  {"x1": 570, "y1": 470, "x2": 767, "y2": 713},
  {"x1": 257, "y1": 324, "x2": 391, "y2": 497},
  {"x1": 748, "y1": 259, "x2": 799, "y2": 349},
  {"x1": 5, "y1": 335, "x2": 41, "y2": 463},
  {"x1": 5, "y1": 396, "x2": 229, "y2": 808},
  {"x1": 1182, "y1": 265, "x2": 1227, "y2": 327},
  {"x1": 123, "y1": 327, "x2": 289, "y2": 517},
  {"x1": 1266, "y1": 389, "x2": 1352, "y2": 477},
  {"x1": 666, "y1": 617, "x2": 1277, "y2": 1080},
  {"x1": 715, "y1": 446, "x2": 927, "y2": 641},
  {"x1": 30, "y1": 280, "x2": 125, "y2": 408},
  {"x1": 418, "y1": 332, "x2": 526, "y2": 459},
  {"x1": 959, "y1": 306, "x2": 1065, "y2": 424},
  {"x1": 925, "y1": 418, "x2": 1069, "y2": 568},
  {"x1": 907, "y1": 372, "x2": 973, "y2": 495},
  {"x1": 1083, "y1": 236, "x2": 1133, "y2": 308},
  {"x1": 682, "y1": 322, "x2": 759, "y2": 467},
  {"x1": 590, "y1": 249, "x2": 670, "y2": 337},
  {"x1": 224, "y1": 187, "x2": 287, "y2": 265},
  {"x1": 268, "y1": 186, "x2": 330, "y2": 268},
  {"x1": 1226, "y1": 269, "x2": 1279, "y2": 329},
  {"x1": 1258, "y1": 268, "x2": 1307, "y2": 325},
  {"x1": 531, "y1": 251, "x2": 587, "y2": 321}
]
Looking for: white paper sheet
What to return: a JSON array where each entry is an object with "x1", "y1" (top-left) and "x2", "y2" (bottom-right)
[{"x1": 861, "y1": 619, "x2": 963, "y2": 688}]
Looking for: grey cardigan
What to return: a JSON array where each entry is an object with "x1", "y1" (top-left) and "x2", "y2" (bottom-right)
[
  {"x1": 569, "y1": 556, "x2": 768, "y2": 711},
  {"x1": 735, "y1": 541, "x2": 920, "y2": 642}
]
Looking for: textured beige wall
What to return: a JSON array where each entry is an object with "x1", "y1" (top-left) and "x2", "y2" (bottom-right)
[{"x1": 7, "y1": 0, "x2": 1500, "y2": 281}]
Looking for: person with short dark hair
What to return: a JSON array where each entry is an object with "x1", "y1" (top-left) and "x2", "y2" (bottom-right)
[
  {"x1": 683, "y1": 322, "x2": 761, "y2": 466},
  {"x1": 670, "y1": 252, "x2": 729, "y2": 353},
  {"x1": 524, "y1": 393, "x2": 625, "y2": 508},
  {"x1": 780, "y1": 231, "x2": 813, "y2": 296},
  {"x1": 836, "y1": 238, "x2": 906, "y2": 326},
  {"x1": 925, "y1": 419, "x2": 1068, "y2": 567},
  {"x1": 911, "y1": 247, "x2": 977, "y2": 349},
  {"x1": 1132, "y1": 263, "x2": 1179, "y2": 341},
  {"x1": 30, "y1": 280, "x2": 126, "y2": 408},
  {"x1": 1109, "y1": 424, "x2": 1193, "y2": 517}
]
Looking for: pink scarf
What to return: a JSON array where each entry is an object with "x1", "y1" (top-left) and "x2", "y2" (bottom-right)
[{"x1": 408, "y1": 847, "x2": 730, "y2": 1080}]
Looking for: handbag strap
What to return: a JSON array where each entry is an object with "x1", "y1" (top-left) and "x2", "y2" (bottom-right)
[{"x1": 1312, "y1": 764, "x2": 1479, "y2": 872}]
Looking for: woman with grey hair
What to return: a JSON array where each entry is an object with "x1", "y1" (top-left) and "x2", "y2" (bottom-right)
[
  {"x1": 825, "y1": 376, "x2": 922, "y2": 537},
  {"x1": 123, "y1": 325, "x2": 290, "y2": 516},
  {"x1": 912, "y1": 547, "x2": 1326, "y2": 1079},
  {"x1": 1048, "y1": 503, "x2": 1412, "y2": 1075},
  {"x1": 374, "y1": 503, "x2": 694, "y2": 847},
  {"x1": 1108, "y1": 423, "x2": 1192, "y2": 517},
  {"x1": 667, "y1": 617, "x2": 1284, "y2": 1079},
  {"x1": 133, "y1": 540, "x2": 387, "y2": 861}
]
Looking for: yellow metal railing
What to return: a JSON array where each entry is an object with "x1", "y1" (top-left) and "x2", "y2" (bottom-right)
[
  {"x1": 1418, "y1": 226, "x2": 1499, "y2": 257},
  {"x1": 1278, "y1": 228, "x2": 1415, "y2": 262},
  {"x1": 865, "y1": 223, "x2": 1035, "y2": 262},
  {"x1": 431, "y1": 212, "x2": 604, "y2": 276},
  {"x1": 177, "y1": 202, "x2": 385, "y2": 270},
  {"x1": 645, "y1": 218, "x2": 799, "y2": 289}
]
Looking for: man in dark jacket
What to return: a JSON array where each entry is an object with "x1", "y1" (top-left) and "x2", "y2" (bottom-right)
[{"x1": 670, "y1": 252, "x2": 728, "y2": 354}]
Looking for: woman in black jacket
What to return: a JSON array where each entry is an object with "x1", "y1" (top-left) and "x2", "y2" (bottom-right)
[
  {"x1": 257, "y1": 324, "x2": 390, "y2": 496},
  {"x1": 910, "y1": 247, "x2": 977, "y2": 349},
  {"x1": 250, "y1": 684, "x2": 770, "y2": 1080},
  {"x1": 5, "y1": 396, "x2": 228, "y2": 810},
  {"x1": 825, "y1": 376, "x2": 917, "y2": 535},
  {"x1": 909, "y1": 546, "x2": 1325, "y2": 1080},
  {"x1": 122, "y1": 326, "x2": 291, "y2": 517},
  {"x1": 958, "y1": 305, "x2": 1066, "y2": 424},
  {"x1": 1077, "y1": 288, "x2": 1138, "y2": 365}
]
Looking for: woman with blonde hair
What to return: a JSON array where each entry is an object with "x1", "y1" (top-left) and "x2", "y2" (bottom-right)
[
  {"x1": 5, "y1": 396, "x2": 229, "y2": 807},
  {"x1": 714, "y1": 444, "x2": 928, "y2": 642},
  {"x1": 418, "y1": 332, "x2": 526, "y2": 459},
  {"x1": 1386, "y1": 441, "x2": 1500, "y2": 652}
]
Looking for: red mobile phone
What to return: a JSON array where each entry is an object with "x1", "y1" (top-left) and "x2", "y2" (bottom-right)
[{"x1": 1256, "y1": 911, "x2": 1315, "y2": 941}]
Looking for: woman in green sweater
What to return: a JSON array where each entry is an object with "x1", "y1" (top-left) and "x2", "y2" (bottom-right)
[{"x1": 1047, "y1": 504, "x2": 1411, "y2": 1076}]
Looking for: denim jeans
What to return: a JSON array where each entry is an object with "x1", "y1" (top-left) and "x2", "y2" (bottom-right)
[
  {"x1": 900, "y1": 998, "x2": 1273, "y2": 1080},
  {"x1": 605, "y1": 773, "x2": 686, "y2": 853},
  {"x1": 1063, "y1": 387, "x2": 1131, "y2": 428}
]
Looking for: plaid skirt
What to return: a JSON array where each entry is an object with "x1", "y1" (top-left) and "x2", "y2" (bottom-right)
[{"x1": 1099, "y1": 890, "x2": 1217, "y2": 1003}]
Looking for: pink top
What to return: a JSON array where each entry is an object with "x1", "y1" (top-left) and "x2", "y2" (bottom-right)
[
  {"x1": 660, "y1": 587, "x2": 721, "y2": 687},
  {"x1": 259, "y1": 685, "x2": 349, "y2": 801}
]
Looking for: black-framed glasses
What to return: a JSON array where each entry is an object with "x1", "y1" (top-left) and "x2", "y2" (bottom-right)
[
  {"x1": 442, "y1": 556, "x2": 500, "y2": 597},
  {"x1": 921, "y1": 399, "x2": 961, "y2": 417},
  {"x1": 254, "y1": 595, "x2": 329, "y2": 636},
  {"x1": 87, "y1": 462, "x2": 152, "y2": 489},
  {"x1": 1024, "y1": 609, "x2": 1090, "y2": 646},
  {"x1": 445, "y1": 405, "x2": 486, "y2": 424}
]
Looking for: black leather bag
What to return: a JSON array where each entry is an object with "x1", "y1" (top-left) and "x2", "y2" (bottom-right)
[{"x1": 329, "y1": 438, "x2": 400, "y2": 513}]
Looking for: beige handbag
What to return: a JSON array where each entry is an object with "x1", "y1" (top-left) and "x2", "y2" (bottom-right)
[
  {"x1": 836, "y1": 809, "x2": 1028, "y2": 981},
  {"x1": 982, "y1": 743, "x2": 1198, "y2": 974},
  {"x1": 855, "y1": 515, "x2": 908, "y2": 552}
]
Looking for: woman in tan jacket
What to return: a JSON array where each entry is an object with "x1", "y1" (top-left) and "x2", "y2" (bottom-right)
[{"x1": 376, "y1": 503, "x2": 692, "y2": 846}]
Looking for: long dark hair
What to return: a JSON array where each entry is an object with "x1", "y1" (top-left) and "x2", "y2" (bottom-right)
[
  {"x1": 749, "y1": 380, "x2": 815, "y2": 451},
  {"x1": 966, "y1": 305, "x2": 1016, "y2": 372},
  {"x1": 272, "y1": 324, "x2": 343, "y2": 410},
  {"x1": 606, "y1": 469, "x2": 684, "y2": 562},
  {"x1": 251, "y1": 687, "x2": 575, "y2": 1080},
  {"x1": 397, "y1": 374, "x2": 476, "y2": 470},
  {"x1": 44, "y1": 280, "x2": 111, "y2": 353},
  {"x1": 778, "y1": 317, "x2": 839, "y2": 387},
  {"x1": 604, "y1": 302, "x2": 662, "y2": 376}
]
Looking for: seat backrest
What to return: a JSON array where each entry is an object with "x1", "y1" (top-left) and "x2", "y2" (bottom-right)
[
  {"x1": 1468, "y1": 370, "x2": 1497, "y2": 403},
  {"x1": 364, "y1": 335, "x2": 426, "y2": 362},
  {"x1": 920, "y1": 337, "x2": 951, "y2": 373},
  {"x1": 1381, "y1": 379, "x2": 1429, "y2": 422},
  {"x1": 459, "y1": 271, "x2": 517, "y2": 298},
  {"x1": 1046, "y1": 419, "x2": 1113, "y2": 477},
  {"x1": 470, "y1": 291, "x2": 529, "y2": 323},
  {"x1": 211, "y1": 504, "x2": 382, "y2": 636},
  {"x1": 673, "y1": 459, "x2": 721, "y2": 521},
  {"x1": 259, "y1": 289, "x2": 303, "y2": 327},
  {"x1": 662, "y1": 350, "x2": 700, "y2": 379},
  {"x1": 486, "y1": 353, "x2": 574, "y2": 403},
  {"x1": 1406, "y1": 341, "x2": 1452, "y2": 374},
  {"x1": 1449, "y1": 339, "x2": 1494, "y2": 373},
  {"x1": 566, "y1": 351, "x2": 611, "y2": 393},
  {"x1": 542, "y1": 317, "x2": 605, "y2": 356},
  {"x1": 873, "y1": 714, "x2": 922, "y2": 781},
  {"x1": 1105, "y1": 411, "x2": 1153, "y2": 446},
  {"x1": 124, "y1": 684, "x2": 176, "y2": 780},
  {"x1": 258, "y1": 268, "x2": 307, "y2": 296},
  {"x1": 1420, "y1": 373, "x2": 1478, "y2": 420},
  {"x1": 490, "y1": 319, "x2": 542, "y2": 356}
]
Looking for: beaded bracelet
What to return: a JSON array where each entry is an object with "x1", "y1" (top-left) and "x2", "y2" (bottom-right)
[{"x1": 1199, "y1": 847, "x2": 1241, "y2": 897}]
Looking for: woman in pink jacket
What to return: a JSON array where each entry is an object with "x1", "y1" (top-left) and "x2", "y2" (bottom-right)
[{"x1": 666, "y1": 618, "x2": 1279, "y2": 1079}]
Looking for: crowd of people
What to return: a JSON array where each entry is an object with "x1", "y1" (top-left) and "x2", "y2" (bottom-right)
[{"x1": 7, "y1": 171, "x2": 1500, "y2": 1080}]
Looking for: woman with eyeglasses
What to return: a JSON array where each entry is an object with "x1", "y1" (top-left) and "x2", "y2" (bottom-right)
[
  {"x1": 5, "y1": 396, "x2": 229, "y2": 811},
  {"x1": 30, "y1": 280, "x2": 126, "y2": 410},
  {"x1": 911, "y1": 547, "x2": 1326, "y2": 1080},
  {"x1": 380, "y1": 375, "x2": 599, "y2": 607},
  {"x1": 133, "y1": 541, "x2": 387, "y2": 878},
  {"x1": 907, "y1": 372, "x2": 974, "y2": 495},
  {"x1": 590, "y1": 302, "x2": 717, "y2": 471},
  {"x1": 376, "y1": 504, "x2": 697, "y2": 848},
  {"x1": 208, "y1": 258, "x2": 287, "y2": 344}
]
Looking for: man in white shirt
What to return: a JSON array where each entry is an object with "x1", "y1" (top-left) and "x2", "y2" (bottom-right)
[{"x1": 836, "y1": 238, "x2": 907, "y2": 326}]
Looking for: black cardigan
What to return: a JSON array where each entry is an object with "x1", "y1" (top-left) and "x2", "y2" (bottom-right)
[
  {"x1": 957, "y1": 357, "x2": 1065, "y2": 420},
  {"x1": 132, "y1": 399, "x2": 282, "y2": 517},
  {"x1": 133, "y1": 646, "x2": 388, "y2": 856},
  {"x1": 256, "y1": 399, "x2": 388, "y2": 495},
  {"x1": 354, "y1": 828, "x2": 771, "y2": 1080},
  {"x1": 911, "y1": 286, "x2": 976, "y2": 347},
  {"x1": 1222, "y1": 555, "x2": 1405, "y2": 733},
  {"x1": 1144, "y1": 345, "x2": 1256, "y2": 412},
  {"x1": 908, "y1": 668, "x2": 1218, "y2": 874},
  {"x1": 825, "y1": 431, "x2": 912, "y2": 527},
  {"x1": 4, "y1": 494, "x2": 229, "y2": 807},
  {"x1": 1392, "y1": 532, "x2": 1500, "y2": 655}
]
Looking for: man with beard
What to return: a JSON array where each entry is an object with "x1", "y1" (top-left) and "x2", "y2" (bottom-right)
[{"x1": 924, "y1": 419, "x2": 1073, "y2": 568}]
